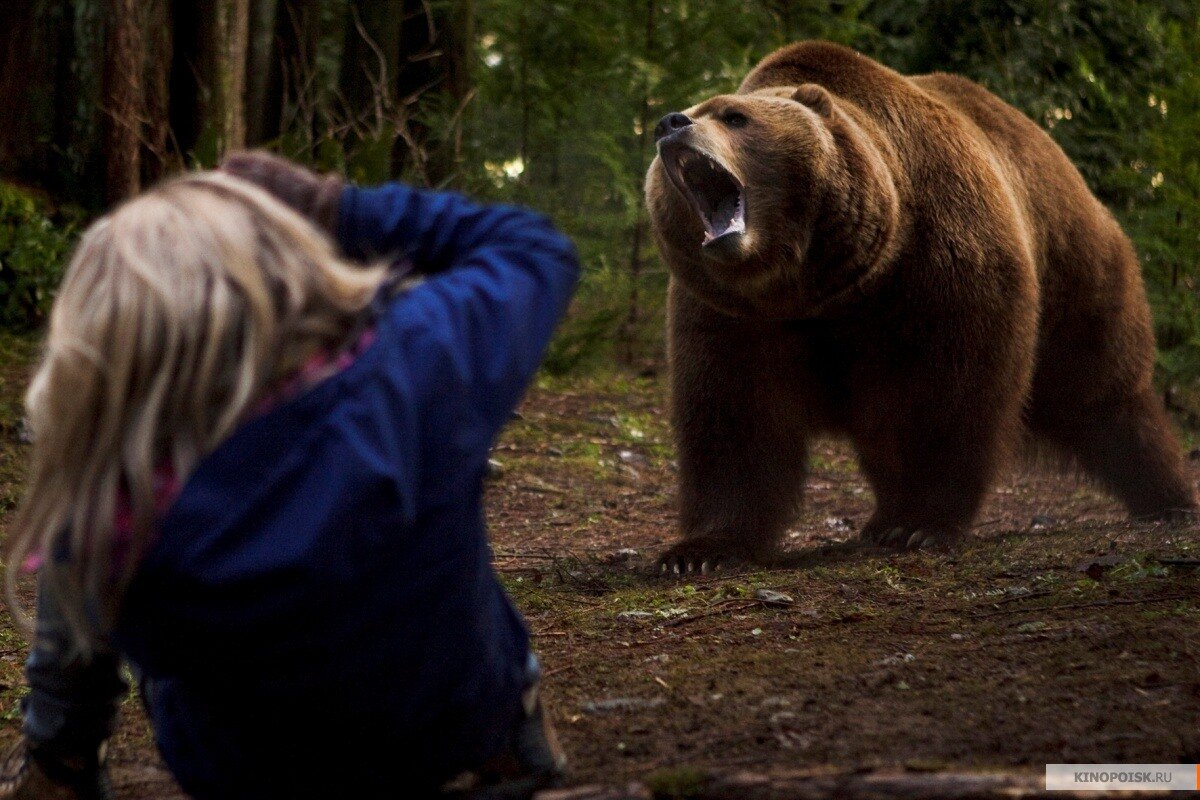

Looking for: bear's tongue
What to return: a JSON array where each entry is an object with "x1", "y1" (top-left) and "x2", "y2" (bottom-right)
[
  {"x1": 679, "y1": 151, "x2": 745, "y2": 244},
  {"x1": 704, "y1": 193, "x2": 745, "y2": 244}
]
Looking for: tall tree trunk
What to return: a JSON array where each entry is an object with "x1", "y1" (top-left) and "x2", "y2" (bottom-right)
[
  {"x1": 340, "y1": 0, "x2": 402, "y2": 120},
  {"x1": 263, "y1": 0, "x2": 322, "y2": 154},
  {"x1": 73, "y1": 0, "x2": 110, "y2": 205},
  {"x1": 141, "y1": 0, "x2": 174, "y2": 184},
  {"x1": 622, "y1": 0, "x2": 656, "y2": 365},
  {"x1": 515, "y1": 0, "x2": 530, "y2": 195},
  {"x1": 168, "y1": 0, "x2": 203, "y2": 160},
  {"x1": 0, "y1": 0, "x2": 76, "y2": 186},
  {"x1": 391, "y1": 0, "x2": 439, "y2": 181},
  {"x1": 336, "y1": 0, "x2": 403, "y2": 180},
  {"x1": 201, "y1": 0, "x2": 250, "y2": 157},
  {"x1": 102, "y1": 0, "x2": 145, "y2": 203},
  {"x1": 429, "y1": 0, "x2": 474, "y2": 185},
  {"x1": 0, "y1": 0, "x2": 41, "y2": 179},
  {"x1": 166, "y1": 0, "x2": 249, "y2": 166},
  {"x1": 443, "y1": 0, "x2": 474, "y2": 105},
  {"x1": 246, "y1": 0, "x2": 280, "y2": 145},
  {"x1": 336, "y1": 0, "x2": 473, "y2": 184}
]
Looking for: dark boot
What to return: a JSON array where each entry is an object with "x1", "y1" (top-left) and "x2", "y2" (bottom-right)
[
  {"x1": 442, "y1": 684, "x2": 567, "y2": 800},
  {"x1": 0, "y1": 737, "x2": 114, "y2": 800}
]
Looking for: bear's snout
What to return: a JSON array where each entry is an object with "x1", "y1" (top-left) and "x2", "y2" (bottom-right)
[{"x1": 655, "y1": 112, "x2": 693, "y2": 143}]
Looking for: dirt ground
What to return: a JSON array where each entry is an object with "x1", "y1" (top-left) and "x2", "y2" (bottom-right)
[{"x1": 0, "y1": 349, "x2": 1197, "y2": 797}]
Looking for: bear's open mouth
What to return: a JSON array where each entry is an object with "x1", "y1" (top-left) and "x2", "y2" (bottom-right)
[{"x1": 668, "y1": 148, "x2": 746, "y2": 246}]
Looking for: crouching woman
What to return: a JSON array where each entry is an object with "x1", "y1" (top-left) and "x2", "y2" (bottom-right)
[{"x1": 2, "y1": 153, "x2": 578, "y2": 799}]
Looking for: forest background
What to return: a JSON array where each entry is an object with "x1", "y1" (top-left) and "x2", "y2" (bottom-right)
[{"x1": 1, "y1": 0, "x2": 1198, "y2": 394}]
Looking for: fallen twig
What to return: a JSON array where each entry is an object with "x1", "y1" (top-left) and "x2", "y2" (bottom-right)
[
  {"x1": 542, "y1": 663, "x2": 577, "y2": 680},
  {"x1": 661, "y1": 600, "x2": 758, "y2": 628},
  {"x1": 971, "y1": 594, "x2": 1187, "y2": 618},
  {"x1": 982, "y1": 589, "x2": 1053, "y2": 607}
]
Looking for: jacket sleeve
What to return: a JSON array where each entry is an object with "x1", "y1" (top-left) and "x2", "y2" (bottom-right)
[{"x1": 336, "y1": 183, "x2": 580, "y2": 443}]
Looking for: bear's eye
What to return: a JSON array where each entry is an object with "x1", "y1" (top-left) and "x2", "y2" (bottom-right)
[{"x1": 721, "y1": 111, "x2": 749, "y2": 128}]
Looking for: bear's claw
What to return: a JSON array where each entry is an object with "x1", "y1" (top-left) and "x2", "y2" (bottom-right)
[
  {"x1": 658, "y1": 556, "x2": 716, "y2": 576},
  {"x1": 656, "y1": 537, "x2": 752, "y2": 577},
  {"x1": 1138, "y1": 505, "x2": 1200, "y2": 527},
  {"x1": 862, "y1": 524, "x2": 962, "y2": 551}
]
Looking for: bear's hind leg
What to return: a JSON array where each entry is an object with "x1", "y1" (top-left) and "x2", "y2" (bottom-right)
[
  {"x1": 1037, "y1": 391, "x2": 1197, "y2": 521},
  {"x1": 854, "y1": 422, "x2": 998, "y2": 550}
]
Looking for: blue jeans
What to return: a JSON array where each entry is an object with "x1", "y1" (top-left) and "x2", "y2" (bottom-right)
[
  {"x1": 22, "y1": 585, "x2": 553, "y2": 785},
  {"x1": 21, "y1": 586, "x2": 126, "y2": 756}
]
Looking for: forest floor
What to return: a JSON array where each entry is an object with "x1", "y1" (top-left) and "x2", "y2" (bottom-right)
[{"x1": 0, "y1": 342, "x2": 1197, "y2": 798}]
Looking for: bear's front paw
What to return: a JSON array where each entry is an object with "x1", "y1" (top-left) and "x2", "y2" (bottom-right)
[
  {"x1": 1137, "y1": 504, "x2": 1199, "y2": 527},
  {"x1": 657, "y1": 536, "x2": 757, "y2": 576},
  {"x1": 860, "y1": 523, "x2": 964, "y2": 551}
]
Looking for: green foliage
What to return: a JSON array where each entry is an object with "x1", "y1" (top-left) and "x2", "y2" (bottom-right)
[
  {"x1": 5, "y1": 1, "x2": 1200, "y2": 388},
  {"x1": 858, "y1": 1, "x2": 1200, "y2": 390},
  {"x1": 866, "y1": 0, "x2": 1186, "y2": 204},
  {"x1": 0, "y1": 184, "x2": 79, "y2": 330},
  {"x1": 1122, "y1": 16, "x2": 1200, "y2": 389},
  {"x1": 464, "y1": 1, "x2": 869, "y2": 367},
  {"x1": 458, "y1": 0, "x2": 1200, "y2": 379}
]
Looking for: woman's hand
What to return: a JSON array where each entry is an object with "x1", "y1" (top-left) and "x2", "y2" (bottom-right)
[{"x1": 219, "y1": 151, "x2": 343, "y2": 234}]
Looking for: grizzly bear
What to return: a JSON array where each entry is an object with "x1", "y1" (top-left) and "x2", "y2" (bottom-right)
[{"x1": 645, "y1": 41, "x2": 1197, "y2": 571}]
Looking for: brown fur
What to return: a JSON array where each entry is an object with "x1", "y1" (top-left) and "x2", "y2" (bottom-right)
[{"x1": 645, "y1": 41, "x2": 1196, "y2": 567}]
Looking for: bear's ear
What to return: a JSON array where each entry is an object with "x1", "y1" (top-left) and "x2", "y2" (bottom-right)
[{"x1": 793, "y1": 84, "x2": 833, "y2": 118}]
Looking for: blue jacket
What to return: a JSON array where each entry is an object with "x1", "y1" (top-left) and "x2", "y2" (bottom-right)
[{"x1": 115, "y1": 184, "x2": 579, "y2": 799}]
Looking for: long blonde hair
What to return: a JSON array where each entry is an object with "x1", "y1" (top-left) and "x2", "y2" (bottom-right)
[{"x1": 7, "y1": 172, "x2": 385, "y2": 654}]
